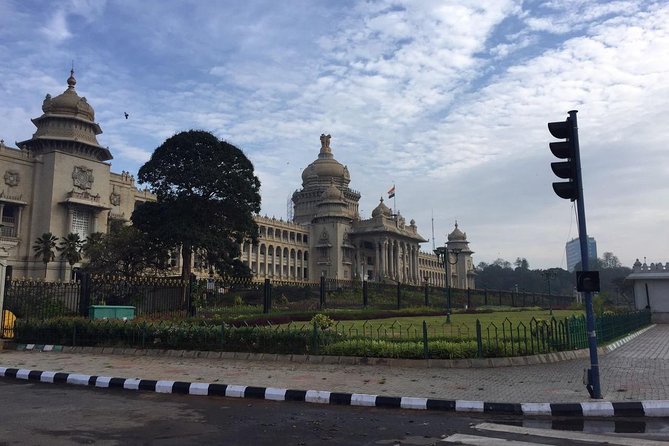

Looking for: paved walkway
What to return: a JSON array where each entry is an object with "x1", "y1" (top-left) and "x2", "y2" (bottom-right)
[{"x1": 1, "y1": 325, "x2": 668, "y2": 404}]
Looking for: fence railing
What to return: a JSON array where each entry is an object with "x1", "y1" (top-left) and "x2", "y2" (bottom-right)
[
  {"x1": 12, "y1": 310, "x2": 651, "y2": 359},
  {"x1": 2, "y1": 274, "x2": 577, "y2": 337}
]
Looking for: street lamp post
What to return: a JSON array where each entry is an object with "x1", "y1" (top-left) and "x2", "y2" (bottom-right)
[
  {"x1": 541, "y1": 271, "x2": 557, "y2": 315},
  {"x1": 433, "y1": 245, "x2": 461, "y2": 323}
]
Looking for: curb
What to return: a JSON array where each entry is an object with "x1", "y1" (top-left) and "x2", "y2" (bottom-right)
[
  {"x1": 1, "y1": 366, "x2": 668, "y2": 418},
  {"x1": 9, "y1": 325, "x2": 654, "y2": 366}
]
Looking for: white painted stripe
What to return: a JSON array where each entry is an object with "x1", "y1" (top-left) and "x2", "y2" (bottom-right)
[
  {"x1": 264, "y1": 387, "x2": 287, "y2": 401},
  {"x1": 305, "y1": 390, "x2": 331, "y2": 404},
  {"x1": 188, "y1": 383, "x2": 210, "y2": 396},
  {"x1": 474, "y1": 422, "x2": 669, "y2": 446},
  {"x1": 0, "y1": 367, "x2": 7, "y2": 376},
  {"x1": 43, "y1": 345, "x2": 54, "y2": 352},
  {"x1": 400, "y1": 397, "x2": 428, "y2": 410},
  {"x1": 95, "y1": 376, "x2": 112, "y2": 388},
  {"x1": 350, "y1": 393, "x2": 377, "y2": 407},
  {"x1": 441, "y1": 433, "x2": 542, "y2": 445},
  {"x1": 40, "y1": 371, "x2": 56, "y2": 383},
  {"x1": 123, "y1": 378, "x2": 141, "y2": 390},
  {"x1": 225, "y1": 385, "x2": 246, "y2": 398},
  {"x1": 155, "y1": 380, "x2": 175, "y2": 393},
  {"x1": 581, "y1": 401, "x2": 614, "y2": 417},
  {"x1": 26, "y1": 344, "x2": 35, "y2": 350},
  {"x1": 16, "y1": 369, "x2": 31, "y2": 380},
  {"x1": 521, "y1": 402, "x2": 552, "y2": 416},
  {"x1": 456, "y1": 400, "x2": 484, "y2": 412},
  {"x1": 642, "y1": 400, "x2": 669, "y2": 417},
  {"x1": 66, "y1": 374, "x2": 91, "y2": 385}
]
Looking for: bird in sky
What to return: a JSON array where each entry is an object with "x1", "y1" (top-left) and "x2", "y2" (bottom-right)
[{"x1": 124, "y1": 112, "x2": 129, "y2": 119}]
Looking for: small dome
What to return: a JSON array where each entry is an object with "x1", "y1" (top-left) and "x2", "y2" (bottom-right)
[
  {"x1": 41, "y1": 70, "x2": 95, "y2": 122},
  {"x1": 447, "y1": 222, "x2": 467, "y2": 241},
  {"x1": 371, "y1": 197, "x2": 392, "y2": 218},
  {"x1": 321, "y1": 181, "x2": 342, "y2": 201}
]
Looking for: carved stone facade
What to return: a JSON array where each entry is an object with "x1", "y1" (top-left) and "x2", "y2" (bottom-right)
[
  {"x1": 0, "y1": 71, "x2": 153, "y2": 280},
  {"x1": 237, "y1": 135, "x2": 475, "y2": 286}
]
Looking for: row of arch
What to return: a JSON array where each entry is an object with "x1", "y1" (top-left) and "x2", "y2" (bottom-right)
[
  {"x1": 240, "y1": 242, "x2": 309, "y2": 280},
  {"x1": 258, "y1": 225, "x2": 308, "y2": 244}
]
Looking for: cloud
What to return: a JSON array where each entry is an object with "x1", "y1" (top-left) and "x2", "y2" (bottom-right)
[
  {"x1": 0, "y1": 1, "x2": 667, "y2": 268},
  {"x1": 41, "y1": 9, "x2": 72, "y2": 42}
]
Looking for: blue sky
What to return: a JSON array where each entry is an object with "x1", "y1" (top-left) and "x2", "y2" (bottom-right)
[{"x1": 1, "y1": 0, "x2": 667, "y2": 269}]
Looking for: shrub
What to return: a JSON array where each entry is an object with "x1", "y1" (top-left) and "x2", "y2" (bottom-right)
[
  {"x1": 310, "y1": 313, "x2": 335, "y2": 330},
  {"x1": 322, "y1": 339, "x2": 480, "y2": 359},
  {"x1": 13, "y1": 317, "x2": 343, "y2": 355}
]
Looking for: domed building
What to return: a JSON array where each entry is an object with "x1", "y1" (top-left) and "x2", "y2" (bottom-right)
[
  {"x1": 1, "y1": 71, "x2": 474, "y2": 286},
  {"x1": 248, "y1": 134, "x2": 474, "y2": 285},
  {"x1": 0, "y1": 71, "x2": 153, "y2": 280}
]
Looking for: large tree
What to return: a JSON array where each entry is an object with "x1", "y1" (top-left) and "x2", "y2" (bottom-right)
[{"x1": 132, "y1": 130, "x2": 261, "y2": 280}]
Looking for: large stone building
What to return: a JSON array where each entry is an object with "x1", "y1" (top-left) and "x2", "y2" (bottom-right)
[
  {"x1": 2, "y1": 71, "x2": 475, "y2": 288},
  {"x1": 238, "y1": 134, "x2": 476, "y2": 288},
  {"x1": 0, "y1": 71, "x2": 153, "y2": 280}
]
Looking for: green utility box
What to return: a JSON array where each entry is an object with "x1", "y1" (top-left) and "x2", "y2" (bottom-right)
[{"x1": 89, "y1": 305, "x2": 136, "y2": 320}]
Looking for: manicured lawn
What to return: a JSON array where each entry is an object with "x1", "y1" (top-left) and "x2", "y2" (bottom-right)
[{"x1": 283, "y1": 309, "x2": 583, "y2": 340}]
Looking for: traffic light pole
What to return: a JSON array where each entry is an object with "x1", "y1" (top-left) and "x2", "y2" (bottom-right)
[{"x1": 569, "y1": 110, "x2": 602, "y2": 399}]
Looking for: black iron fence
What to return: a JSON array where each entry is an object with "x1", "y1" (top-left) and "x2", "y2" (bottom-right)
[{"x1": 2, "y1": 274, "x2": 577, "y2": 338}]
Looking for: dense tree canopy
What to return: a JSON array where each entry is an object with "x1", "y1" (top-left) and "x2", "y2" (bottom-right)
[
  {"x1": 132, "y1": 130, "x2": 261, "y2": 279},
  {"x1": 81, "y1": 222, "x2": 171, "y2": 278},
  {"x1": 475, "y1": 253, "x2": 633, "y2": 306}
]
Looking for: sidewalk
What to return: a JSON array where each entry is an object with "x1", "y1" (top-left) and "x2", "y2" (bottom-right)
[{"x1": 1, "y1": 325, "x2": 668, "y2": 415}]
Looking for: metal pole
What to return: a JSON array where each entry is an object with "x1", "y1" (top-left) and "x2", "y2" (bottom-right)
[
  {"x1": 445, "y1": 253, "x2": 451, "y2": 323},
  {"x1": 571, "y1": 110, "x2": 601, "y2": 399}
]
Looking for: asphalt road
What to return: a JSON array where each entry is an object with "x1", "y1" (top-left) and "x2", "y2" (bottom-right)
[{"x1": 1, "y1": 381, "x2": 668, "y2": 445}]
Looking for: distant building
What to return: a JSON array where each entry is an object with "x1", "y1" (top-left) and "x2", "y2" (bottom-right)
[{"x1": 565, "y1": 237, "x2": 597, "y2": 272}]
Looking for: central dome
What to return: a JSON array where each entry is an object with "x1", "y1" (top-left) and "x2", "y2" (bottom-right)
[{"x1": 301, "y1": 134, "x2": 350, "y2": 185}]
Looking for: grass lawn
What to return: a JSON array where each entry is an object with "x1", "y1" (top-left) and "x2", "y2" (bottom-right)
[{"x1": 282, "y1": 309, "x2": 583, "y2": 340}]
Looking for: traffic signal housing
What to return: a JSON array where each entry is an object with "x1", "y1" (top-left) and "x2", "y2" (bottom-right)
[{"x1": 548, "y1": 117, "x2": 579, "y2": 201}]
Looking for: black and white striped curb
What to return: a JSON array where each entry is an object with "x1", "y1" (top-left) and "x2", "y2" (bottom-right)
[{"x1": 2, "y1": 366, "x2": 668, "y2": 418}]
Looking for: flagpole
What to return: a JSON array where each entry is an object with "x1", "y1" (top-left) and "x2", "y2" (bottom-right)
[{"x1": 393, "y1": 183, "x2": 396, "y2": 214}]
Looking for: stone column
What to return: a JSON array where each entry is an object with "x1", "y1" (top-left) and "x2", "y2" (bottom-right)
[
  {"x1": 374, "y1": 239, "x2": 380, "y2": 281},
  {"x1": 15, "y1": 206, "x2": 22, "y2": 238},
  {"x1": 255, "y1": 246, "x2": 260, "y2": 277},
  {"x1": 380, "y1": 239, "x2": 386, "y2": 278}
]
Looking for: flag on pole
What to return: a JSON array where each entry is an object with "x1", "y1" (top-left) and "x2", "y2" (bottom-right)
[{"x1": 387, "y1": 185, "x2": 395, "y2": 199}]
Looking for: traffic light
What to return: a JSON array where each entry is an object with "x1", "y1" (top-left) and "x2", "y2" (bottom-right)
[
  {"x1": 576, "y1": 271, "x2": 600, "y2": 292},
  {"x1": 548, "y1": 116, "x2": 579, "y2": 200}
]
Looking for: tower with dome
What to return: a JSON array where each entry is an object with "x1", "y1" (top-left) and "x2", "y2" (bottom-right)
[
  {"x1": 0, "y1": 71, "x2": 153, "y2": 280},
  {"x1": 286, "y1": 134, "x2": 475, "y2": 286}
]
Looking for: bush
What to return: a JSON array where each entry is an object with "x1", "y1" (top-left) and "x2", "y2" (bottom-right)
[
  {"x1": 310, "y1": 313, "x2": 335, "y2": 330},
  {"x1": 322, "y1": 339, "x2": 480, "y2": 359},
  {"x1": 13, "y1": 317, "x2": 343, "y2": 355}
]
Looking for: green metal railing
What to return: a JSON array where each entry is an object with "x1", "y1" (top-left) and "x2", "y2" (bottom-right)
[{"x1": 13, "y1": 310, "x2": 651, "y2": 360}]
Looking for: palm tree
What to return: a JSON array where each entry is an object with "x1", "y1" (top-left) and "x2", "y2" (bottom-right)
[
  {"x1": 32, "y1": 232, "x2": 58, "y2": 266},
  {"x1": 58, "y1": 233, "x2": 83, "y2": 267}
]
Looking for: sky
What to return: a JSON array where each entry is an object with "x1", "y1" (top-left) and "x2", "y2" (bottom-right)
[{"x1": 0, "y1": 0, "x2": 667, "y2": 270}]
